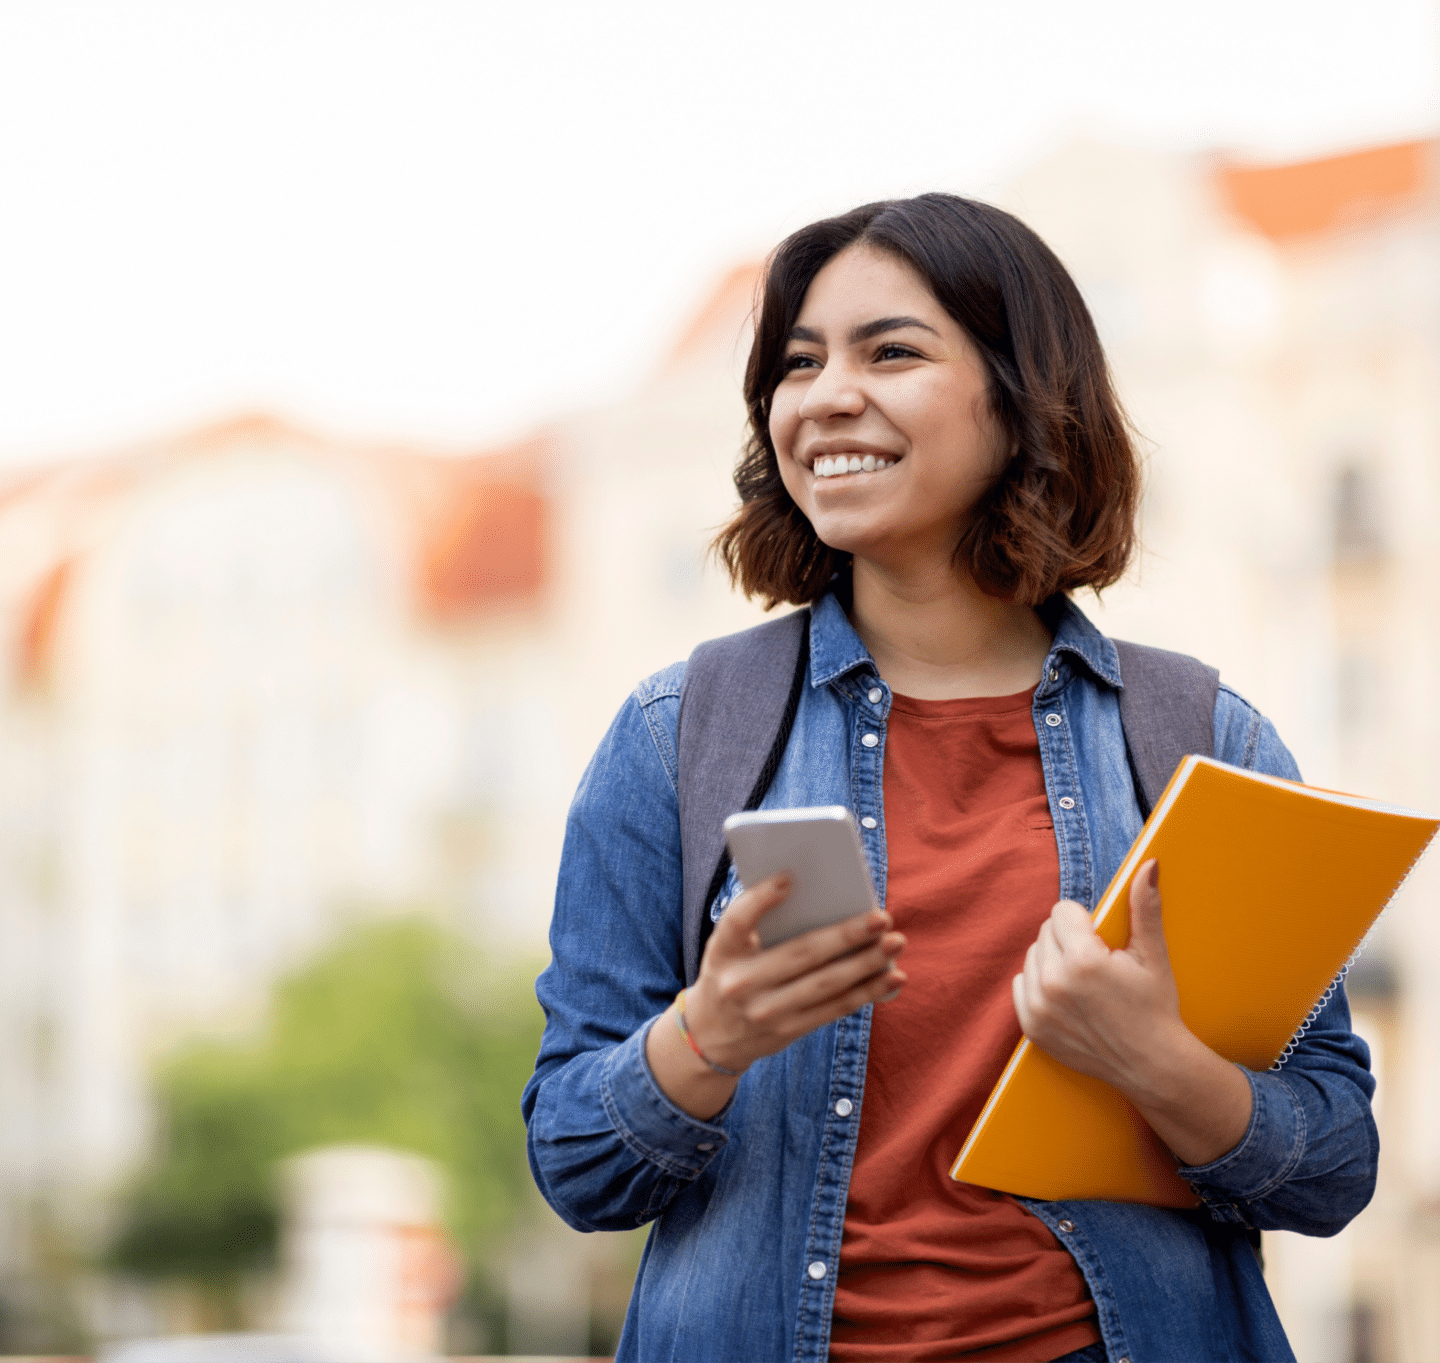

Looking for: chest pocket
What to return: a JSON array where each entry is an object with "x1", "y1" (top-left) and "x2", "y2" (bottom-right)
[{"x1": 1025, "y1": 792, "x2": 1056, "y2": 832}]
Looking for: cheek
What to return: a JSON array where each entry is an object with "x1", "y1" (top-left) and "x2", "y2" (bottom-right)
[
  {"x1": 768, "y1": 394, "x2": 811, "y2": 505},
  {"x1": 913, "y1": 390, "x2": 1006, "y2": 484},
  {"x1": 767, "y1": 391, "x2": 799, "y2": 461},
  {"x1": 877, "y1": 374, "x2": 952, "y2": 449},
  {"x1": 967, "y1": 389, "x2": 1009, "y2": 474}
]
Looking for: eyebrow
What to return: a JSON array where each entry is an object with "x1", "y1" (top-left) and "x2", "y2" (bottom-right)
[{"x1": 788, "y1": 315, "x2": 941, "y2": 345}]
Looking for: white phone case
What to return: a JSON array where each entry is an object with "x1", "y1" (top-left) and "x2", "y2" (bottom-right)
[{"x1": 723, "y1": 806, "x2": 879, "y2": 947}]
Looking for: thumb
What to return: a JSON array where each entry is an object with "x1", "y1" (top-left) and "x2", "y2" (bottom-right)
[
  {"x1": 1125, "y1": 859, "x2": 1169, "y2": 964},
  {"x1": 711, "y1": 873, "x2": 791, "y2": 950}
]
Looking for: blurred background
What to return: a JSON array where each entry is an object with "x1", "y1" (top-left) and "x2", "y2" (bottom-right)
[{"x1": 0, "y1": 1, "x2": 1436, "y2": 1359}]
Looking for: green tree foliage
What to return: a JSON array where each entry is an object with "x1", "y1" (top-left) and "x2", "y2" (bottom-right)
[{"x1": 108, "y1": 916, "x2": 545, "y2": 1283}]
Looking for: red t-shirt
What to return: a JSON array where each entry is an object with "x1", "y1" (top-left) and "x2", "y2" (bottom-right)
[{"x1": 829, "y1": 687, "x2": 1101, "y2": 1362}]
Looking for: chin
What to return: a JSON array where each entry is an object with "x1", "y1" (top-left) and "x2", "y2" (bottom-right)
[
  {"x1": 808, "y1": 508, "x2": 920, "y2": 558},
  {"x1": 807, "y1": 521, "x2": 876, "y2": 559}
]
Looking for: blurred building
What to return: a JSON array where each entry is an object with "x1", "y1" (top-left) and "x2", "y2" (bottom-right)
[
  {"x1": 0, "y1": 136, "x2": 1433, "y2": 1359},
  {"x1": 0, "y1": 418, "x2": 538, "y2": 1238},
  {"x1": 278, "y1": 1145, "x2": 457, "y2": 1361},
  {"x1": 1004, "y1": 137, "x2": 1439, "y2": 1363},
  {"x1": 0, "y1": 302, "x2": 769, "y2": 1342}
]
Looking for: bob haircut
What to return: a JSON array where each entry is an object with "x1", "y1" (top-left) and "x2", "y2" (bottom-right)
[{"x1": 713, "y1": 193, "x2": 1140, "y2": 608}]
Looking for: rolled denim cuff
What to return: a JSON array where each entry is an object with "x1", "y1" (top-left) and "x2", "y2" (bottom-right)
[
  {"x1": 598, "y1": 1017, "x2": 731, "y2": 1180},
  {"x1": 1176, "y1": 1066, "x2": 1304, "y2": 1220}
]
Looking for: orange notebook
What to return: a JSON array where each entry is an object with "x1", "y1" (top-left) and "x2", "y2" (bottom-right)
[{"x1": 950, "y1": 755, "x2": 1438, "y2": 1207}]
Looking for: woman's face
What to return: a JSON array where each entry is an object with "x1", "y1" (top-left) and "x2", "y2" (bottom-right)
[{"x1": 770, "y1": 244, "x2": 1007, "y2": 574}]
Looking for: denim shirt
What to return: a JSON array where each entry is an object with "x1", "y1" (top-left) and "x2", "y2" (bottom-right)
[{"x1": 523, "y1": 593, "x2": 1378, "y2": 1363}]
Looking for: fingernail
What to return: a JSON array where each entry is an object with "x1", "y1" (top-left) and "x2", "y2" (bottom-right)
[{"x1": 775, "y1": 874, "x2": 793, "y2": 892}]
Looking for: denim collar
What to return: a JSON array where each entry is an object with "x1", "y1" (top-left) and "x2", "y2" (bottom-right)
[
  {"x1": 806, "y1": 589, "x2": 1122, "y2": 694},
  {"x1": 1038, "y1": 594, "x2": 1123, "y2": 691},
  {"x1": 808, "y1": 592, "x2": 876, "y2": 688}
]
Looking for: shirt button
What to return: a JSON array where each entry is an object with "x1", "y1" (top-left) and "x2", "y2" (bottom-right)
[
  {"x1": 1058, "y1": 796, "x2": 1075, "y2": 810},
  {"x1": 697, "y1": 1142, "x2": 715, "y2": 1151},
  {"x1": 807, "y1": 1260, "x2": 828, "y2": 1280},
  {"x1": 1057, "y1": 1219, "x2": 1075, "y2": 1233},
  {"x1": 867, "y1": 687, "x2": 883, "y2": 703},
  {"x1": 1045, "y1": 713, "x2": 1062, "y2": 727},
  {"x1": 860, "y1": 816, "x2": 877, "y2": 830},
  {"x1": 861, "y1": 732, "x2": 879, "y2": 748},
  {"x1": 1049, "y1": 668, "x2": 1059, "y2": 681},
  {"x1": 834, "y1": 1098, "x2": 854, "y2": 1117}
]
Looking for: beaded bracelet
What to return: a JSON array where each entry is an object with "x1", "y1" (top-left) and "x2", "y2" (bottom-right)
[{"x1": 674, "y1": 989, "x2": 742, "y2": 1076}]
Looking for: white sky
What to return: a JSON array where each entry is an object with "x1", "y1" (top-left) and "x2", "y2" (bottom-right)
[{"x1": 0, "y1": 0, "x2": 1435, "y2": 464}]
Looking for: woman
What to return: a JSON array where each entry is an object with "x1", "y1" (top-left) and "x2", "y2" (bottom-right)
[{"x1": 522, "y1": 194, "x2": 1377, "y2": 1363}]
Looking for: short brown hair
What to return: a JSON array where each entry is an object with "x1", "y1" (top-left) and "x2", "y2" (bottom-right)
[{"x1": 713, "y1": 193, "x2": 1140, "y2": 608}]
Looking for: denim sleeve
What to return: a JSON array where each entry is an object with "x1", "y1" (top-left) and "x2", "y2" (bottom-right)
[
  {"x1": 521, "y1": 672, "x2": 731, "y2": 1233},
  {"x1": 1175, "y1": 687, "x2": 1379, "y2": 1235}
]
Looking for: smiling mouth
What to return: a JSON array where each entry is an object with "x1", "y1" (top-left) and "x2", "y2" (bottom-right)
[{"x1": 812, "y1": 454, "x2": 898, "y2": 479}]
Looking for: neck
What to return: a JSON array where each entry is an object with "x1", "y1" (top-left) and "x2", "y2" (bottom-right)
[{"x1": 848, "y1": 555, "x2": 1052, "y2": 700}]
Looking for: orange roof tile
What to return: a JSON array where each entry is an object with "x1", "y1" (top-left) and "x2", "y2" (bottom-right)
[
  {"x1": 16, "y1": 558, "x2": 73, "y2": 688},
  {"x1": 1217, "y1": 140, "x2": 1432, "y2": 241},
  {"x1": 403, "y1": 438, "x2": 551, "y2": 619},
  {"x1": 665, "y1": 263, "x2": 763, "y2": 369},
  {"x1": 0, "y1": 415, "x2": 552, "y2": 685}
]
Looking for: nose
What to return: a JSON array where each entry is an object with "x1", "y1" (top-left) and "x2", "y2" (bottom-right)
[{"x1": 797, "y1": 357, "x2": 866, "y2": 422}]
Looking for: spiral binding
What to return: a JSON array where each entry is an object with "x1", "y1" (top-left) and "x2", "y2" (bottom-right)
[
  {"x1": 1270, "y1": 832, "x2": 1433, "y2": 1071},
  {"x1": 1270, "y1": 964, "x2": 1351, "y2": 1070}
]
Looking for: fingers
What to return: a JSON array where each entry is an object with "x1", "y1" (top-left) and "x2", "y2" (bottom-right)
[
  {"x1": 711, "y1": 873, "x2": 794, "y2": 951},
  {"x1": 1021, "y1": 935, "x2": 1043, "y2": 1012},
  {"x1": 1125, "y1": 859, "x2": 1169, "y2": 962},
  {"x1": 750, "y1": 931, "x2": 906, "y2": 1022},
  {"x1": 757, "y1": 904, "x2": 894, "y2": 981},
  {"x1": 713, "y1": 888, "x2": 895, "y2": 990},
  {"x1": 1047, "y1": 899, "x2": 1097, "y2": 953},
  {"x1": 695, "y1": 876, "x2": 906, "y2": 1060},
  {"x1": 1012, "y1": 970, "x2": 1032, "y2": 1033},
  {"x1": 777, "y1": 944, "x2": 909, "y2": 1037},
  {"x1": 698, "y1": 923, "x2": 905, "y2": 1064},
  {"x1": 1016, "y1": 900, "x2": 1103, "y2": 1036},
  {"x1": 711, "y1": 876, "x2": 891, "y2": 962}
]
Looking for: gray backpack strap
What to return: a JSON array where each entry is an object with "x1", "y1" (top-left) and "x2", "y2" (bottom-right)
[
  {"x1": 1112, "y1": 639, "x2": 1220, "y2": 816},
  {"x1": 677, "y1": 609, "x2": 810, "y2": 986}
]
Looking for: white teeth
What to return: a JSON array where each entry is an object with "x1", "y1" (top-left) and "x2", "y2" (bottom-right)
[{"x1": 812, "y1": 455, "x2": 901, "y2": 477}]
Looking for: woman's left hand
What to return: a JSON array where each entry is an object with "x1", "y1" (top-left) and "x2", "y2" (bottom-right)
[{"x1": 1012, "y1": 859, "x2": 1254, "y2": 1168}]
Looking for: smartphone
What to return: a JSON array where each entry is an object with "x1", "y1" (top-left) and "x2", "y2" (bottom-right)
[{"x1": 722, "y1": 806, "x2": 879, "y2": 948}]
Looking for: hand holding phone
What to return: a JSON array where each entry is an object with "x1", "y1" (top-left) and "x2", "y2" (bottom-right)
[
  {"x1": 723, "y1": 806, "x2": 879, "y2": 947},
  {"x1": 644, "y1": 808, "x2": 901, "y2": 1117}
]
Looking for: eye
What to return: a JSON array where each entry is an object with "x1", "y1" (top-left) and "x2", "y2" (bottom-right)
[
  {"x1": 782, "y1": 352, "x2": 821, "y2": 373},
  {"x1": 875, "y1": 342, "x2": 921, "y2": 361}
]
